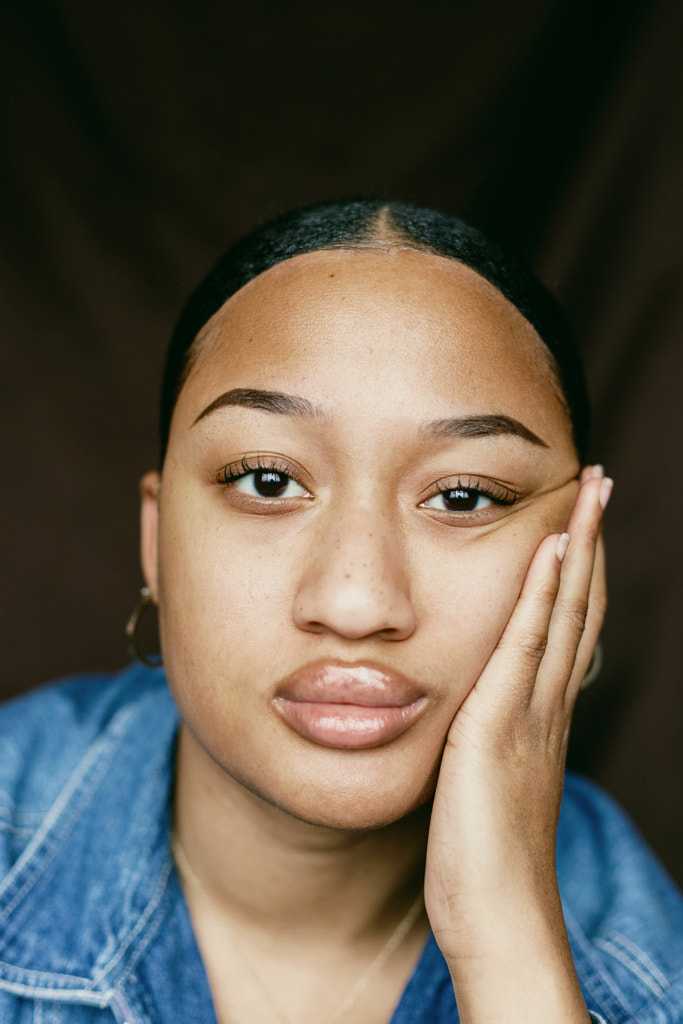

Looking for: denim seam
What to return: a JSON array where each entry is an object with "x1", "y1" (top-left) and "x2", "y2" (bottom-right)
[
  {"x1": 0, "y1": 703, "x2": 138, "y2": 927},
  {"x1": 91, "y1": 857, "x2": 175, "y2": 990},
  {"x1": 0, "y1": 809, "x2": 44, "y2": 823},
  {"x1": 0, "y1": 961, "x2": 96, "y2": 988},
  {"x1": 595, "y1": 932, "x2": 668, "y2": 996},
  {"x1": 111, "y1": 988, "x2": 150, "y2": 1024},
  {"x1": 0, "y1": 823, "x2": 35, "y2": 837},
  {"x1": 113, "y1": 876, "x2": 176, "y2": 995},
  {"x1": 563, "y1": 904, "x2": 632, "y2": 1018},
  {"x1": 594, "y1": 938, "x2": 666, "y2": 1000},
  {"x1": 0, "y1": 973, "x2": 114, "y2": 1004},
  {"x1": 607, "y1": 932, "x2": 670, "y2": 990}
]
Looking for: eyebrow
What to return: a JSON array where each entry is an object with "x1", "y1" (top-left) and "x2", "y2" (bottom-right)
[
  {"x1": 424, "y1": 414, "x2": 548, "y2": 448},
  {"x1": 192, "y1": 387, "x2": 321, "y2": 426},
  {"x1": 192, "y1": 387, "x2": 548, "y2": 448}
]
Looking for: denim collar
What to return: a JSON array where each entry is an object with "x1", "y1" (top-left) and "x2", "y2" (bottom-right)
[{"x1": 0, "y1": 668, "x2": 179, "y2": 1011}]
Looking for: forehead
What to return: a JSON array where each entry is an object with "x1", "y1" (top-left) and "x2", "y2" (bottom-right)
[{"x1": 180, "y1": 247, "x2": 569, "y2": 443}]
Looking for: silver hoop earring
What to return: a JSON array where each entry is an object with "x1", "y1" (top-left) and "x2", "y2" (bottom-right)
[
  {"x1": 581, "y1": 639, "x2": 603, "y2": 690},
  {"x1": 126, "y1": 586, "x2": 162, "y2": 667}
]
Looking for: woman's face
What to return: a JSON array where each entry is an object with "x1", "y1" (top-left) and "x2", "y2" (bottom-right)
[{"x1": 142, "y1": 248, "x2": 580, "y2": 830}]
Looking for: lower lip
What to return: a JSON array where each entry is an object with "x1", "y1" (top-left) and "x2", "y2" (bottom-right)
[{"x1": 273, "y1": 698, "x2": 427, "y2": 749}]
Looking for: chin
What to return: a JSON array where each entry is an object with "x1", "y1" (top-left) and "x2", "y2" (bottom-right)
[
  {"x1": 278, "y1": 792, "x2": 434, "y2": 832},
  {"x1": 244, "y1": 757, "x2": 440, "y2": 833}
]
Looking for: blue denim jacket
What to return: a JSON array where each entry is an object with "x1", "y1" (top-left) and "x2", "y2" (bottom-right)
[{"x1": 0, "y1": 664, "x2": 681, "y2": 1023}]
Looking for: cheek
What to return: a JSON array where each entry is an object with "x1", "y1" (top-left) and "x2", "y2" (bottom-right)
[
  {"x1": 420, "y1": 535, "x2": 528, "y2": 684},
  {"x1": 156, "y1": 489, "x2": 295, "y2": 689},
  {"x1": 420, "y1": 492, "x2": 576, "y2": 686}
]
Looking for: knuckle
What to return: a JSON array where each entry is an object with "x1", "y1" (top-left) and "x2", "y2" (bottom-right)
[
  {"x1": 516, "y1": 631, "x2": 549, "y2": 665},
  {"x1": 560, "y1": 599, "x2": 589, "y2": 636},
  {"x1": 536, "y1": 580, "x2": 558, "y2": 604}
]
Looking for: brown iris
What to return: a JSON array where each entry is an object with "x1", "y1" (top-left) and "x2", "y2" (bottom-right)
[
  {"x1": 441, "y1": 488, "x2": 480, "y2": 512},
  {"x1": 252, "y1": 471, "x2": 290, "y2": 497}
]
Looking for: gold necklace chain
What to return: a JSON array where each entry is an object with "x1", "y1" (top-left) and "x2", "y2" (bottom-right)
[{"x1": 171, "y1": 833, "x2": 424, "y2": 1024}]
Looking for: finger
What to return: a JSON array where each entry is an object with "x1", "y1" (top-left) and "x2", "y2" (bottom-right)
[
  {"x1": 535, "y1": 474, "x2": 612, "y2": 704},
  {"x1": 579, "y1": 463, "x2": 604, "y2": 485},
  {"x1": 473, "y1": 532, "x2": 565, "y2": 713},
  {"x1": 566, "y1": 529, "x2": 607, "y2": 705}
]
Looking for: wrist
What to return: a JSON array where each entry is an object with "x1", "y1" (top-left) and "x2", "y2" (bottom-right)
[{"x1": 440, "y1": 901, "x2": 590, "y2": 1024}]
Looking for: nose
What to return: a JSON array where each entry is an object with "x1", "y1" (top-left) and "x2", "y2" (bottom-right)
[{"x1": 293, "y1": 509, "x2": 416, "y2": 641}]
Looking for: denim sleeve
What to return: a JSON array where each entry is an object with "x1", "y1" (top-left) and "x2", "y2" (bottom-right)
[{"x1": 559, "y1": 774, "x2": 683, "y2": 1023}]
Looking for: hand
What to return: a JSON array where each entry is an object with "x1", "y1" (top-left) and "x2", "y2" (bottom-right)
[{"x1": 424, "y1": 466, "x2": 610, "y2": 1022}]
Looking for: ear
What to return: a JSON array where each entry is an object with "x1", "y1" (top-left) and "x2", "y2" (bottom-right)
[{"x1": 140, "y1": 471, "x2": 161, "y2": 600}]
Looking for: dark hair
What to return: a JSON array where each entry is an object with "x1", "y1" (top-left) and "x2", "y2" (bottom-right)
[{"x1": 160, "y1": 199, "x2": 589, "y2": 462}]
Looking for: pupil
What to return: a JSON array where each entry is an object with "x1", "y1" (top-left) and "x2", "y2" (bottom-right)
[
  {"x1": 444, "y1": 488, "x2": 477, "y2": 511},
  {"x1": 255, "y1": 471, "x2": 287, "y2": 497}
]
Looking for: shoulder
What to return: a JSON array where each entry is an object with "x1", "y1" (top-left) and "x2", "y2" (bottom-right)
[
  {"x1": 0, "y1": 665, "x2": 172, "y2": 862},
  {"x1": 558, "y1": 772, "x2": 683, "y2": 1021}
]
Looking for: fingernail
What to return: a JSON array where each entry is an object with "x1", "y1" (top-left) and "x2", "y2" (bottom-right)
[
  {"x1": 599, "y1": 477, "x2": 613, "y2": 510},
  {"x1": 556, "y1": 532, "x2": 571, "y2": 563},
  {"x1": 592, "y1": 464, "x2": 605, "y2": 480}
]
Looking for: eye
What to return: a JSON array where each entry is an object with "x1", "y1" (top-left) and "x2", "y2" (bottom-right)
[
  {"x1": 423, "y1": 487, "x2": 494, "y2": 513},
  {"x1": 419, "y1": 476, "x2": 517, "y2": 519},
  {"x1": 232, "y1": 469, "x2": 308, "y2": 500},
  {"x1": 217, "y1": 456, "x2": 312, "y2": 507}
]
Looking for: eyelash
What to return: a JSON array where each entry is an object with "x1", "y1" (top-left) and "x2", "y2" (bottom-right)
[
  {"x1": 217, "y1": 459, "x2": 518, "y2": 515},
  {"x1": 217, "y1": 455, "x2": 302, "y2": 486},
  {"x1": 427, "y1": 475, "x2": 517, "y2": 507}
]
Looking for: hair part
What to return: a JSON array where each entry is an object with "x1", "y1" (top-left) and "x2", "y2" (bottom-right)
[{"x1": 160, "y1": 199, "x2": 589, "y2": 462}]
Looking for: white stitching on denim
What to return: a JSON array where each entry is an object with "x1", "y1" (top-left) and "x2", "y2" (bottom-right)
[
  {"x1": 91, "y1": 857, "x2": 174, "y2": 989},
  {"x1": 0, "y1": 972, "x2": 114, "y2": 1004},
  {"x1": 562, "y1": 903, "x2": 631, "y2": 1017},
  {"x1": 111, "y1": 988, "x2": 146, "y2": 1024},
  {"x1": 0, "y1": 959, "x2": 93, "y2": 987},
  {"x1": 0, "y1": 823, "x2": 35, "y2": 837},
  {"x1": 600, "y1": 931, "x2": 669, "y2": 991},
  {"x1": 594, "y1": 937, "x2": 667, "y2": 998},
  {"x1": 114, "y1": 878, "x2": 174, "y2": 993},
  {"x1": 0, "y1": 704, "x2": 138, "y2": 923},
  {"x1": 0, "y1": 809, "x2": 44, "y2": 822}
]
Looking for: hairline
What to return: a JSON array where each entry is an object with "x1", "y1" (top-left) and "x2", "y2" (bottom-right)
[{"x1": 173, "y1": 237, "x2": 570, "y2": 429}]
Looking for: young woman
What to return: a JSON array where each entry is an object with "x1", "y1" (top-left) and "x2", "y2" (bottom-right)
[{"x1": 0, "y1": 200, "x2": 681, "y2": 1024}]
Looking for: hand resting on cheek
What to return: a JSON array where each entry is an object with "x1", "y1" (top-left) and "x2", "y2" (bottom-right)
[{"x1": 426, "y1": 466, "x2": 610, "y2": 1023}]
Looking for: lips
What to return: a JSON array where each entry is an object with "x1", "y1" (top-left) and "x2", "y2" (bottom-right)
[{"x1": 272, "y1": 661, "x2": 428, "y2": 749}]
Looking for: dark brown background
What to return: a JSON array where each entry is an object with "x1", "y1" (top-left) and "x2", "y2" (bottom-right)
[{"x1": 1, "y1": 1, "x2": 681, "y2": 882}]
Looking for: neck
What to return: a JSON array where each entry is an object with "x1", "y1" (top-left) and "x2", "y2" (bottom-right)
[{"x1": 173, "y1": 724, "x2": 429, "y2": 944}]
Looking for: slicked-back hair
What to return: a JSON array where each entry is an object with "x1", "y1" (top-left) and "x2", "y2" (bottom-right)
[{"x1": 160, "y1": 199, "x2": 589, "y2": 463}]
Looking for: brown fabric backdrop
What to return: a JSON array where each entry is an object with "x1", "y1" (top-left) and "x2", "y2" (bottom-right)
[{"x1": 1, "y1": 0, "x2": 681, "y2": 883}]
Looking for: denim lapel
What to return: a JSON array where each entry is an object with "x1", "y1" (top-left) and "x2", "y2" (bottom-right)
[{"x1": 0, "y1": 669, "x2": 178, "y2": 1010}]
